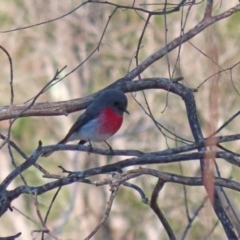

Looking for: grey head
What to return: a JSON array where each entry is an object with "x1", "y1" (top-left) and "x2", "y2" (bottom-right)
[{"x1": 87, "y1": 89, "x2": 129, "y2": 116}]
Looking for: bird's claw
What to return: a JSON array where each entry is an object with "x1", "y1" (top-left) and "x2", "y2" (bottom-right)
[
  {"x1": 87, "y1": 141, "x2": 93, "y2": 155},
  {"x1": 88, "y1": 146, "x2": 92, "y2": 155},
  {"x1": 108, "y1": 145, "x2": 114, "y2": 159}
]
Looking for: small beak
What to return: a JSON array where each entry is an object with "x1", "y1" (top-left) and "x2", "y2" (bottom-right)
[{"x1": 124, "y1": 109, "x2": 130, "y2": 115}]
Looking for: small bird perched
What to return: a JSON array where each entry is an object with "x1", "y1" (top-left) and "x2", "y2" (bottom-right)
[{"x1": 42, "y1": 89, "x2": 129, "y2": 157}]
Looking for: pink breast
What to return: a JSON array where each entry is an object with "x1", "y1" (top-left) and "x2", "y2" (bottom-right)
[{"x1": 98, "y1": 107, "x2": 123, "y2": 135}]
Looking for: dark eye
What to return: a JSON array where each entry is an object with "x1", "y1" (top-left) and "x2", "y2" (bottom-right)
[{"x1": 114, "y1": 101, "x2": 119, "y2": 106}]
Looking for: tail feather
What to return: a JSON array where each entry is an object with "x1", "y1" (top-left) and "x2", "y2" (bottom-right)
[
  {"x1": 41, "y1": 150, "x2": 54, "y2": 158},
  {"x1": 78, "y1": 140, "x2": 87, "y2": 145},
  {"x1": 41, "y1": 136, "x2": 87, "y2": 158},
  {"x1": 41, "y1": 138, "x2": 67, "y2": 158}
]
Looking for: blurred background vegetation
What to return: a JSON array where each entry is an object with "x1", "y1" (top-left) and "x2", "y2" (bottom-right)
[{"x1": 0, "y1": 1, "x2": 240, "y2": 239}]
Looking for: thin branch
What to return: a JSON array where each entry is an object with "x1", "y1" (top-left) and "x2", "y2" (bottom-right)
[
  {"x1": 203, "y1": 221, "x2": 219, "y2": 240},
  {"x1": 122, "y1": 181, "x2": 150, "y2": 205},
  {"x1": 12, "y1": 206, "x2": 39, "y2": 226},
  {"x1": 135, "y1": 13, "x2": 152, "y2": 79},
  {"x1": 181, "y1": 197, "x2": 207, "y2": 240},
  {"x1": 2, "y1": 135, "x2": 240, "y2": 192},
  {"x1": 204, "y1": 0, "x2": 213, "y2": 19},
  {"x1": 0, "y1": 2, "x2": 89, "y2": 33},
  {"x1": 179, "y1": 163, "x2": 190, "y2": 221},
  {"x1": 33, "y1": 193, "x2": 59, "y2": 240},
  {"x1": 0, "y1": 143, "x2": 42, "y2": 188},
  {"x1": 0, "y1": 133, "x2": 49, "y2": 175},
  {"x1": 0, "y1": 232, "x2": 21, "y2": 240},
  {"x1": 8, "y1": 168, "x2": 240, "y2": 207},
  {"x1": 0, "y1": 46, "x2": 14, "y2": 104},
  {"x1": 84, "y1": 178, "x2": 120, "y2": 240},
  {"x1": 131, "y1": 90, "x2": 192, "y2": 145},
  {"x1": 207, "y1": 110, "x2": 240, "y2": 138},
  {"x1": 89, "y1": 0, "x2": 186, "y2": 15},
  {"x1": 37, "y1": 132, "x2": 240, "y2": 159},
  {"x1": 125, "y1": 4, "x2": 240, "y2": 81},
  {"x1": 172, "y1": 1, "x2": 194, "y2": 78},
  {"x1": 197, "y1": 60, "x2": 240, "y2": 89},
  {"x1": 43, "y1": 6, "x2": 119, "y2": 94},
  {"x1": 188, "y1": 41, "x2": 224, "y2": 71},
  {"x1": 150, "y1": 179, "x2": 176, "y2": 240},
  {"x1": 41, "y1": 187, "x2": 62, "y2": 240},
  {"x1": 3, "y1": 67, "x2": 66, "y2": 187}
]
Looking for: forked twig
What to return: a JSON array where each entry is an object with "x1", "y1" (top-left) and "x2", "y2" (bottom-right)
[
  {"x1": 84, "y1": 177, "x2": 120, "y2": 240},
  {"x1": 150, "y1": 179, "x2": 176, "y2": 240}
]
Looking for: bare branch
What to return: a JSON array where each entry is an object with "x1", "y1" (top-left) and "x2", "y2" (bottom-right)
[
  {"x1": 84, "y1": 175, "x2": 120, "y2": 240},
  {"x1": 0, "y1": 2, "x2": 88, "y2": 33},
  {"x1": 0, "y1": 46, "x2": 14, "y2": 104},
  {"x1": 122, "y1": 181, "x2": 150, "y2": 205},
  {"x1": 0, "y1": 77, "x2": 194, "y2": 120},
  {"x1": 181, "y1": 197, "x2": 207, "y2": 240},
  {"x1": 125, "y1": 4, "x2": 240, "y2": 80},
  {"x1": 204, "y1": 0, "x2": 213, "y2": 19},
  {"x1": 150, "y1": 179, "x2": 176, "y2": 240},
  {"x1": 8, "y1": 168, "x2": 240, "y2": 206},
  {"x1": 0, "y1": 232, "x2": 21, "y2": 240},
  {"x1": 89, "y1": 0, "x2": 186, "y2": 15}
]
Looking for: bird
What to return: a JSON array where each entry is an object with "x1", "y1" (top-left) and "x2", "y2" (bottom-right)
[{"x1": 42, "y1": 89, "x2": 129, "y2": 157}]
